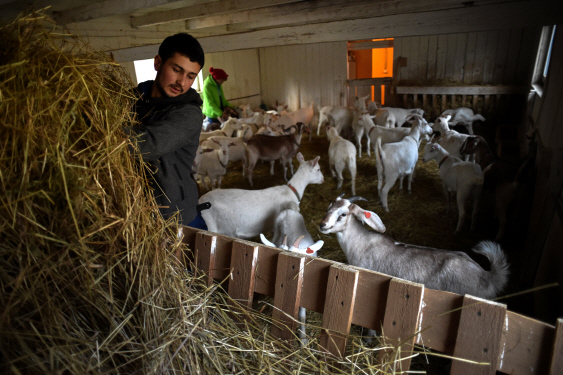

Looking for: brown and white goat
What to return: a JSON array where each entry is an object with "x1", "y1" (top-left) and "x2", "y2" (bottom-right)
[{"x1": 245, "y1": 122, "x2": 310, "y2": 186}]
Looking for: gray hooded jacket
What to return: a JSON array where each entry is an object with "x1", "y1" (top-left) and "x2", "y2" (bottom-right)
[{"x1": 129, "y1": 80, "x2": 203, "y2": 225}]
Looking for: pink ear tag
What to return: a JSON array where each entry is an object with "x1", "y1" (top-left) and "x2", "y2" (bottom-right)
[
  {"x1": 306, "y1": 248, "x2": 314, "y2": 254},
  {"x1": 364, "y1": 212, "x2": 371, "y2": 219}
]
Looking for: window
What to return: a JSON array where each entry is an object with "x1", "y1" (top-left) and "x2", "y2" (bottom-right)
[{"x1": 532, "y1": 25, "x2": 556, "y2": 97}]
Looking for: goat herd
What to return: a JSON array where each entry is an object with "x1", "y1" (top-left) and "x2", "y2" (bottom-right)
[{"x1": 191, "y1": 96, "x2": 525, "y2": 343}]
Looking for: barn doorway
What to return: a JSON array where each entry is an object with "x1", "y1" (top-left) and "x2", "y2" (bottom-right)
[{"x1": 347, "y1": 38, "x2": 394, "y2": 105}]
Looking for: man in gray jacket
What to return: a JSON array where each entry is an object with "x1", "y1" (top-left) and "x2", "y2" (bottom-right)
[{"x1": 129, "y1": 33, "x2": 207, "y2": 229}]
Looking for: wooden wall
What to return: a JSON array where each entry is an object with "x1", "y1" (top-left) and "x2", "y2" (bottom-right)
[
  {"x1": 202, "y1": 49, "x2": 262, "y2": 109},
  {"x1": 258, "y1": 41, "x2": 348, "y2": 111},
  {"x1": 522, "y1": 25, "x2": 563, "y2": 324},
  {"x1": 393, "y1": 28, "x2": 538, "y2": 86}
]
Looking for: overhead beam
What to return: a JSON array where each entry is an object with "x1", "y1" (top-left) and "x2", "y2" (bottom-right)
[
  {"x1": 130, "y1": 0, "x2": 303, "y2": 28},
  {"x1": 51, "y1": 0, "x2": 212, "y2": 25},
  {"x1": 185, "y1": 0, "x2": 500, "y2": 31},
  {"x1": 112, "y1": 0, "x2": 562, "y2": 61}
]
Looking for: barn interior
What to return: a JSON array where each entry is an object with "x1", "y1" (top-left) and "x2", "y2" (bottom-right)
[{"x1": 1, "y1": 0, "x2": 562, "y2": 371}]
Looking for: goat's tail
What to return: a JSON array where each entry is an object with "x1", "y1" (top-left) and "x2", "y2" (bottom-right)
[
  {"x1": 473, "y1": 240, "x2": 510, "y2": 297},
  {"x1": 474, "y1": 114, "x2": 486, "y2": 122}
]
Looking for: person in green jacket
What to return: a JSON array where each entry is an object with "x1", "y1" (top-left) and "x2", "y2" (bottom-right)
[{"x1": 201, "y1": 67, "x2": 233, "y2": 130}]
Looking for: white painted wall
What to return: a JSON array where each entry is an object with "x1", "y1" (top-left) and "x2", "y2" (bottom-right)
[{"x1": 259, "y1": 41, "x2": 347, "y2": 111}]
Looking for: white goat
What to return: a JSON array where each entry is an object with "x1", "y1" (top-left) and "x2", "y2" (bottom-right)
[
  {"x1": 260, "y1": 206, "x2": 324, "y2": 346},
  {"x1": 317, "y1": 106, "x2": 358, "y2": 138},
  {"x1": 201, "y1": 126, "x2": 251, "y2": 176},
  {"x1": 199, "y1": 153, "x2": 324, "y2": 239},
  {"x1": 441, "y1": 107, "x2": 485, "y2": 135},
  {"x1": 374, "y1": 115, "x2": 430, "y2": 211},
  {"x1": 199, "y1": 117, "x2": 242, "y2": 142},
  {"x1": 432, "y1": 115, "x2": 474, "y2": 161},
  {"x1": 359, "y1": 113, "x2": 432, "y2": 157},
  {"x1": 319, "y1": 195, "x2": 509, "y2": 300},
  {"x1": 368, "y1": 101, "x2": 425, "y2": 127},
  {"x1": 327, "y1": 126, "x2": 357, "y2": 195},
  {"x1": 195, "y1": 139, "x2": 234, "y2": 190},
  {"x1": 422, "y1": 141, "x2": 484, "y2": 233}
]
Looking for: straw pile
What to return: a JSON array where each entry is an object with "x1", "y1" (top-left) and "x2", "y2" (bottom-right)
[{"x1": 1, "y1": 11, "x2": 438, "y2": 374}]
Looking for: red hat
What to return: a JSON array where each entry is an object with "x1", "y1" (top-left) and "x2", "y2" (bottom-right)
[{"x1": 209, "y1": 67, "x2": 228, "y2": 80}]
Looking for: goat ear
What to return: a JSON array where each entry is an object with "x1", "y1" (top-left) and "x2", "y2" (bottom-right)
[
  {"x1": 306, "y1": 240, "x2": 324, "y2": 253},
  {"x1": 311, "y1": 156, "x2": 320, "y2": 167},
  {"x1": 445, "y1": 114, "x2": 452, "y2": 122},
  {"x1": 296, "y1": 152, "x2": 305, "y2": 164},
  {"x1": 349, "y1": 204, "x2": 386, "y2": 233},
  {"x1": 260, "y1": 234, "x2": 277, "y2": 248}
]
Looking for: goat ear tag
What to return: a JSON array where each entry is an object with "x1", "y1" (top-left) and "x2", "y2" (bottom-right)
[
  {"x1": 306, "y1": 247, "x2": 314, "y2": 254},
  {"x1": 364, "y1": 212, "x2": 371, "y2": 219}
]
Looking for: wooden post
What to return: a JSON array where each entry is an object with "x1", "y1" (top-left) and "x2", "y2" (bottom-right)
[
  {"x1": 178, "y1": 225, "x2": 200, "y2": 263},
  {"x1": 550, "y1": 318, "x2": 563, "y2": 375},
  {"x1": 227, "y1": 240, "x2": 259, "y2": 324},
  {"x1": 320, "y1": 264, "x2": 360, "y2": 358},
  {"x1": 451, "y1": 296, "x2": 506, "y2": 375},
  {"x1": 379, "y1": 278, "x2": 424, "y2": 372},
  {"x1": 194, "y1": 231, "x2": 217, "y2": 286},
  {"x1": 422, "y1": 94, "x2": 428, "y2": 114},
  {"x1": 403, "y1": 94, "x2": 408, "y2": 108},
  {"x1": 442, "y1": 94, "x2": 447, "y2": 112},
  {"x1": 472, "y1": 95, "x2": 479, "y2": 112},
  {"x1": 271, "y1": 251, "x2": 306, "y2": 341}
]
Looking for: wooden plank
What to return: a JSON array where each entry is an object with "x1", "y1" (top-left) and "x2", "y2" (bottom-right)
[
  {"x1": 270, "y1": 251, "x2": 306, "y2": 341},
  {"x1": 451, "y1": 296, "x2": 506, "y2": 375},
  {"x1": 472, "y1": 31, "x2": 488, "y2": 84},
  {"x1": 427, "y1": 35, "x2": 438, "y2": 81},
  {"x1": 348, "y1": 78, "x2": 392, "y2": 87},
  {"x1": 379, "y1": 279, "x2": 424, "y2": 373},
  {"x1": 194, "y1": 232, "x2": 217, "y2": 286},
  {"x1": 228, "y1": 240, "x2": 259, "y2": 306},
  {"x1": 410, "y1": 35, "x2": 421, "y2": 82},
  {"x1": 436, "y1": 34, "x2": 448, "y2": 81},
  {"x1": 419, "y1": 35, "x2": 429, "y2": 80},
  {"x1": 463, "y1": 32, "x2": 477, "y2": 84},
  {"x1": 131, "y1": 0, "x2": 302, "y2": 27},
  {"x1": 503, "y1": 28, "x2": 524, "y2": 84},
  {"x1": 350, "y1": 268, "x2": 392, "y2": 331},
  {"x1": 349, "y1": 39, "x2": 394, "y2": 50},
  {"x1": 473, "y1": 95, "x2": 479, "y2": 112},
  {"x1": 400, "y1": 36, "x2": 412, "y2": 82},
  {"x1": 442, "y1": 94, "x2": 447, "y2": 113},
  {"x1": 498, "y1": 311, "x2": 555, "y2": 375},
  {"x1": 516, "y1": 27, "x2": 537, "y2": 85},
  {"x1": 179, "y1": 225, "x2": 200, "y2": 262},
  {"x1": 432, "y1": 94, "x2": 438, "y2": 118},
  {"x1": 483, "y1": 29, "x2": 499, "y2": 84},
  {"x1": 416, "y1": 289, "x2": 463, "y2": 355},
  {"x1": 455, "y1": 33, "x2": 467, "y2": 83},
  {"x1": 422, "y1": 94, "x2": 428, "y2": 113},
  {"x1": 396, "y1": 85, "x2": 527, "y2": 95},
  {"x1": 320, "y1": 264, "x2": 360, "y2": 357},
  {"x1": 52, "y1": 0, "x2": 215, "y2": 24},
  {"x1": 550, "y1": 318, "x2": 563, "y2": 375},
  {"x1": 254, "y1": 245, "x2": 281, "y2": 297},
  {"x1": 493, "y1": 29, "x2": 511, "y2": 85}
]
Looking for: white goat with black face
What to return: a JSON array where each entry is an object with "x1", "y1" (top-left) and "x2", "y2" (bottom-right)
[
  {"x1": 319, "y1": 195, "x2": 509, "y2": 299},
  {"x1": 260, "y1": 206, "x2": 324, "y2": 346}
]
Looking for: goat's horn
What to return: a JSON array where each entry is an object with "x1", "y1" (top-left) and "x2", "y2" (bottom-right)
[
  {"x1": 347, "y1": 196, "x2": 368, "y2": 203},
  {"x1": 338, "y1": 193, "x2": 346, "y2": 198},
  {"x1": 293, "y1": 235, "x2": 305, "y2": 248}
]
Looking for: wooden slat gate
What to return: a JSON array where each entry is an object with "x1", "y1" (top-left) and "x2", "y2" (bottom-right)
[{"x1": 181, "y1": 226, "x2": 562, "y2": 375}]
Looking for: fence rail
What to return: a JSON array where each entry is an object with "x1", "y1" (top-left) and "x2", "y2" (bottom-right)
[{"x1": 181, "y1": 226, "x2": 562, "y2": 375}]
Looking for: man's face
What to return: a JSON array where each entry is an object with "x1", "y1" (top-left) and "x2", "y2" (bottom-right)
[{"x1": 152, "y1": 52, "x2": 202, "y2": 98}]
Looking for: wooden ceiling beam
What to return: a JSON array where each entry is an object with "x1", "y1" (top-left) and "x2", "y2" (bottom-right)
[
  {"x1": 51, "y1": 0, "x2": 208, "y2": 25},
  {"x1": 185, "y1": 0, "x2": 499, "y2": 31},
  {"x1": 130, "y1": 0, "x2": 303, "y2": 28},
  {"x1": 111, "y1": 0, "x2": 562, "y2": 61}
]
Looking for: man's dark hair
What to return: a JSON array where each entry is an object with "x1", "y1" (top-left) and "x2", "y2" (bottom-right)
[{"x1": 158, "y1": 33, "x2": 205, "y2": 68}]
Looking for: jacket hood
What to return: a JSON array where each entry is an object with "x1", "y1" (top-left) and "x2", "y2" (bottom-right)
[{"x1": 137, "y1": 80, "x2": 203, "y2": 107}]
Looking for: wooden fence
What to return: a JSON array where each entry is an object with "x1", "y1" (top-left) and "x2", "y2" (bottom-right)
[
  {"x1": 180, "y1": 226, "x2": 562, "y2": 375},
  {"x1": 395, "y1": 85, "x2": 528, "y2": 122}
]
